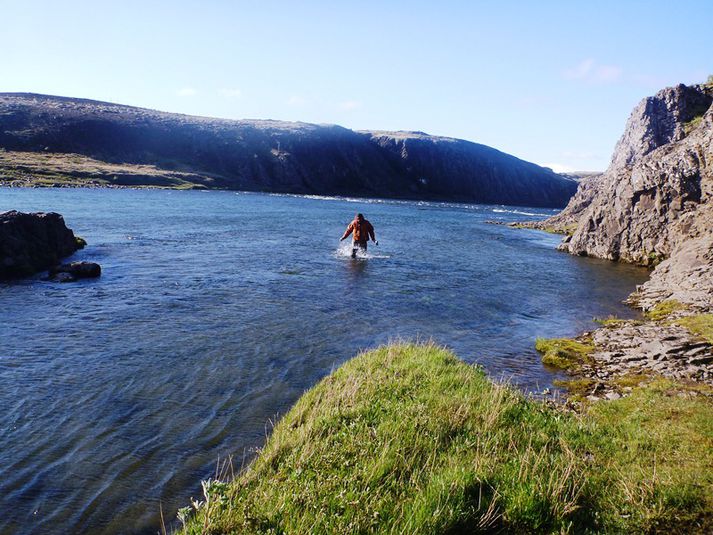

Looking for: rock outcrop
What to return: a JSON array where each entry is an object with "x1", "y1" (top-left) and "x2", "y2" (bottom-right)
[
  {"x1": 526, "y1": 80, "x2": 713, "y2": 398},
  {"x1": 556, "y1": 83, "x2": 712, "y2": 268},
  {"x1": 0, "y1": 211, "x2": 83, "y2": 279},
  {"x1": 0, "y1": 93, "x2": 577, "y2": 207}
]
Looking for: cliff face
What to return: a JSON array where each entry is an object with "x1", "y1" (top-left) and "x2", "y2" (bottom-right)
[
  {"x1": 607, "y1": 84, "x2": 712, "y2": 171},
  {"x1": 0, "y1": 93, "x2": 577, "y2": 207},
  {"x1": 550, "y1": 82, "x2": 713, "y2": 309},
  {"x1": 368, "y1": 131, "x2": 576, "y2": 207}
]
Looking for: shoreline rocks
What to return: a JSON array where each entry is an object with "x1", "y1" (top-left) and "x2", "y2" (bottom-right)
[
  {"x1": 561, "y1": 318, "x2": 712, "y2": 403},
  {"x1": 0, "y1": 210, "x2": 85, "y2": 279}
]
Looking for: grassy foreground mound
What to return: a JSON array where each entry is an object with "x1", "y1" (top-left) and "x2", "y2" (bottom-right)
[{"x1": 179, "y1": 344, "x2": 712, "y2": 534}]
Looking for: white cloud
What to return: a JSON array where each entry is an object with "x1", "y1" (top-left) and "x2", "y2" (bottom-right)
[
  {"x1": 220, "y1": 88, "x2": 242, "y2": 98},
  {"x1": 287, "y1": 95, "x2": 306, "y2": 106},
  {"x1": 176, "y1": 87, "x2": 198, "y2": 97},
  {"x1": 338, "y1": 99, "x2": 361, "y2": 110},
  {"x1": 564, "y1": 59, "x2": 622, "y2": 84},
  {"x1": 541, "y1": 162, "x2": 576, "y2": 173}
]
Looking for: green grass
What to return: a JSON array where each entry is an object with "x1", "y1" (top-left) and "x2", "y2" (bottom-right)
[
  {"x1": 582, "y1": 378, "x2": 713, "y2": 532},
  {"x1": 675, "y1": 314, "x2": 713, "y2": 344},
  {"x1": 177, "y1": 344, "x2": 712, "y2": 534},
  {"x1": 646, "y1": 299, "x2": 688, "y2": 321},
  {"x1": 535, "y1": 337, "x2": 595, "y2": 370},
  {"x1": 644, "y1": 250, "x2": 666, "y2": 267}
]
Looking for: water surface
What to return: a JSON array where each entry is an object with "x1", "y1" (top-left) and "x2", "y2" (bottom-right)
[{"x1": 0, "y1": 188, "x2": 648, "y2": 534}]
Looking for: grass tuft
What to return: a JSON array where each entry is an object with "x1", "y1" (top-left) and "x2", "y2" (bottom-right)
[
  {"x1": 612, "y1": 373, "x2": 651, "y2": 389},
  {"x1": 553, "y1": 378, "x2": 596, "y2": 401},
  {"x1": 675, "y1": 314, "x2": 713, "y2": 344},
  {"x1": 178, "y1": 344, "x2": 712, "y2": 534},
  {"x1": 535, "y1": 337, "x2": 595, "y2": 371},
  {"x1": 593, "y1": 315, "x2": 628, "y2": 327},
  {"x1": 646, "y1": 299, "x2": 688, "y2": 321}
]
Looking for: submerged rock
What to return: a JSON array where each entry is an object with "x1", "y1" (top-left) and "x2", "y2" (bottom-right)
[
  {"x1": 49, "y1": 261, "x2": 101, "y2": 281},
  {"x1": 51, "y1": 272, "x2": 76, "y2": 283},
  {"x1": 0, "y1": 210, "x2": 83, "y2": 279}
]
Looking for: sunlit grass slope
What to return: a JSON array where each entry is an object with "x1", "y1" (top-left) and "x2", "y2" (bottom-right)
[{"x1": 179, "y1": 343, "x2": 712, "y2": 534}]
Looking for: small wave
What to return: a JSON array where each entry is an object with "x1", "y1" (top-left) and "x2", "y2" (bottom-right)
[
  {"x1": 334, "y1": 241, "x2": 390, "y2": 260},
  {"x1": 270, "y1": 192, "x2": 396, "y2": 205},
  {"x1": 492, "y1": 208, "x2": 541, "y2": 216}
]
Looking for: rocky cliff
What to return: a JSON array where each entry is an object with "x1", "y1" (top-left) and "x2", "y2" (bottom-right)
[
  {"x1": 525, "y1": 81, "x2": 713, "y2": 394},
  {"x1": 0, "y1": 93, "x2": 577, "y2": 207},
  {"x1": 559, "y1": 83, "x2": 712, "y2": 269},
  {"x1": 0, "y1": 211, "x2": 83, "y2": 279},
  {"x1": 534, "y1": 82, "x2": 713, "y2": 311}
]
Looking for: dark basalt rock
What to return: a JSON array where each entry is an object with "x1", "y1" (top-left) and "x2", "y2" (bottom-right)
[
  {"x1": 0, "y1": 210, "x2": 83, "y2": 279},
  {"x1": 49, "y1": 261, "x2": 101, "y2": 281}
]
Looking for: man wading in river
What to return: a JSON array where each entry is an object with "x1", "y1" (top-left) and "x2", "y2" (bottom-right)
[{"x1": 340, "y1": 213, "x2": 377, "y2": 258}]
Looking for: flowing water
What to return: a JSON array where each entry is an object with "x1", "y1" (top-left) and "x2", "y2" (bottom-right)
[{"x1": 0, "y1": 188, "x2": 648, "y2": 534}]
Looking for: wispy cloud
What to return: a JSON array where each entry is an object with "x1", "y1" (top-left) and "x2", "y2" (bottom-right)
[
  {"x1": 219, "y1": 88, "x2": 242, "y2": 98},
  {"x1": 176, "y1": 87, "x2": 198, "y2": 97},
  {"x1": 541, "y1": 162, "x2": 575, "y2": 173},
  {"x1": 338, "y1": 99, "x2": 361, "y2": 110},
  {"x1": 564, "y1": 59, "x2": 622, "y2": 84}
]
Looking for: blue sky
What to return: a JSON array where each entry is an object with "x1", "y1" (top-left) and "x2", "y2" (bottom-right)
[{"x1": 2, "y1": 0, "x2": 711, "y2": 171}]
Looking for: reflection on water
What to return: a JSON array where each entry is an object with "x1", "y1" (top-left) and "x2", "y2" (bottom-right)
[{"x1": 0, "y1": 189, "x2": 649, "y2": 534}]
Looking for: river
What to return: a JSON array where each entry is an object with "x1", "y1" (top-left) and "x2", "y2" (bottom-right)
[{"x1": 0, "y1": 188, "x2": 648, "y2": 534}]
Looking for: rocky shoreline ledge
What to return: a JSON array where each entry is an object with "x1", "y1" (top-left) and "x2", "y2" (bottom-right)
[{"x1": 524, "y1": 80, "x2": 713, "y2": 403}]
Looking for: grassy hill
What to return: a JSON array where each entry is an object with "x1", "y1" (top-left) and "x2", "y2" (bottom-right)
[{"x1": 176, "y1": 343, "x2": 712, "y2": 534}]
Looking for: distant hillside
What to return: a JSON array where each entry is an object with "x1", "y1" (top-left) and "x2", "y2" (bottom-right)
[{"x1": 0, "y1": 93, "x2": 577, "y2": 207}]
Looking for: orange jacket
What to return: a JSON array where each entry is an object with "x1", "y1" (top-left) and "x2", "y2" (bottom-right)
[{"x1": 341, "y1": 218, "x2": 375, "y2": 243}]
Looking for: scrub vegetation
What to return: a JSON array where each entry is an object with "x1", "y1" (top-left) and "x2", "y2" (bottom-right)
[
  {"x1": 0, "y1": 149, "x2": 209, "y2": 189},
  {"x1": 177, "y1": 343, "x2": 712, "y2": 534}
]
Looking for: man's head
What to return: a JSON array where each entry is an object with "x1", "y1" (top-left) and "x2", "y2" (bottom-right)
[{"x1": 356, "y1": 213, "x2": 364, "y2": 221}]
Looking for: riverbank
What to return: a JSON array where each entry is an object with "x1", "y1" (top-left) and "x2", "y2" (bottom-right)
[
  {"x1": 0, "y1": 149, "x2": 212, "y2": 189},
  {"x1": 177, "y1": 343, "x2": 712, "y2": 534},
  {"x1": 535, "y1": 301, "x2": 713, "y2": 404}
]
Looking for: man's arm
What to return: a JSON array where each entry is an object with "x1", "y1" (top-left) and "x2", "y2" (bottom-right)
[
  {"x1": 368, "y1": 223, "x2": 376, "y2": 242},
  {"x1": 340, "y1": 223, "x2": 354, "y2": 241}
]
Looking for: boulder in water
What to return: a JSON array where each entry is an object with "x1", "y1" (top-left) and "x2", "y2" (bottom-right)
[
  {"x1": 49, "y1": 261, "x2": 101, "y2": 282},
  {"x1": 0, "y1": 210, "x2": 83, "y2": 279}
]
